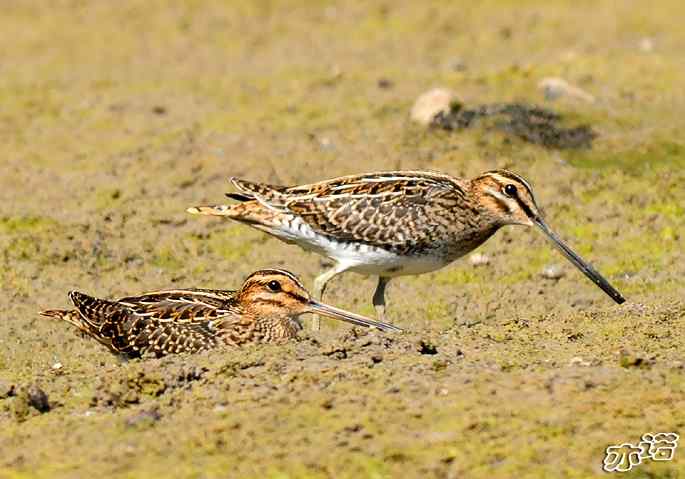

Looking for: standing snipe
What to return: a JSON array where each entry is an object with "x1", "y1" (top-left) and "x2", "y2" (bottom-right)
[
  {"x1": 188, "y1": 170, "x2": 625, "y2": 329},
  {"x1": 40, "y1": 269, "x2": 401, "y2": 358}
]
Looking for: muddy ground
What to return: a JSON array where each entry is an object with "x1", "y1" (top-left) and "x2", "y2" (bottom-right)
[{"x1": 1, "y1": 1, "x2": 684, "y2": 478}]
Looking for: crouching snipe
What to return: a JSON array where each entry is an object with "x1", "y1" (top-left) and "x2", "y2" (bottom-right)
[{"x1": 40, "y1": 269, "x2": 401, "y2": 358}]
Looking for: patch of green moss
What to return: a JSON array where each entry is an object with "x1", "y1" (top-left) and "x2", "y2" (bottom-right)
[
  {"x1": 194, "y1": 227, "x2": 259, "y2": 262},
  {"x1": 645, "y1": 202, "x2": 684, "y2": 221},
  {"x1": 3, "y1": 236, "x2": 42, "y2": 261},
  {"x1": 498, "y1": 246, "x2": 555, "y2": 285},
  {"x1": 0, "y1": 216, "x2": 58, "y2": 233},
  {"x1": 150, "y1": 246, "x2": 184, "y2": 271},
  {"x1": 0, "y1": 216, "x2": 73, "y2": 270},
  {"x1": 599, "y1": 232, "x2": 674, "y2": 278},
  {"x1": 424, "y1": 300, "x2": 452, "y2": 330},
  {"x1": 567, "y1": 139, "x2": 685, "y2": 173},
  {"x1": 92, "y1": 188, "x2": 122, "y2": 212},
  {"x1": 434, "y1": 268, "x2": 478, "y2": 286},
  {"x1": 565, "y1": 223, "x2": 598, "y2": 243}
]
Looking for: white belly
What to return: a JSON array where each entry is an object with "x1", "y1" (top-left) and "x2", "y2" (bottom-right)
[
  {"x1": 346, "y1": 250, "x2": 447, "y2": 277},
  {"x1": 254, "y1": 216, "x2": 449, "y2": 277}
]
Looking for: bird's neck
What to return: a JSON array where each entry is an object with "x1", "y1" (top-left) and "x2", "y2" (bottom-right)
[{"x1": 446, "y1": 221, "x2": 501, "y2": 260}]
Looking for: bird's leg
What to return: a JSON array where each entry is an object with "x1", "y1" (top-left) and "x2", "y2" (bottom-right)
[
  {"x1": 372, "y1": 276, "x2": 391, "y2": 323},
  {"x1": 311, "y1": 265, "x2": 346, "y2": 331}
]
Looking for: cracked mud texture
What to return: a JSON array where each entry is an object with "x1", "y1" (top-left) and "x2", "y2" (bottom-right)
[{"x1": 1, "y1": 1, "x2": 684, "y2": 478}]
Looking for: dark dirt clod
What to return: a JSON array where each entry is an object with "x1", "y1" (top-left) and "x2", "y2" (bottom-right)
[
  {"x1": 13, "y1": 384, "x2": 50, "y2": 420},
  {"x1": 0, "y1": 381, "x2": 15, "y2": 399},
  {"x1": 91, "y1": 370, "x2": 167, "y2": 408},
  {"x1": 417, "y1": 339, "x2": 438, "y2": 355},
  {"x1": 619, "y1": 351, "x2": 656, "y2": 368},
  {"x1": 431, "y1": 102, "x2": 597, "y2": 149},
  {"x1": 322, "y1": 343, "x2": 348, "y2": 359},
  {"x1": 167, "y1": 365, "x2": 208, "y2": 387},
  {"x1": 377, "y1": 78, "x2": 394, "y2": 89},
  {"x1": 432, "y1": 359, "x2": 449, "y2": 371},
  {"x1": 26, "y1": 385, "x2": 50, "y2": 413}
]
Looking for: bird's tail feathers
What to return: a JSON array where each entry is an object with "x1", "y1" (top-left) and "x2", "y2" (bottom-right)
[
  {"x1": 230, "y1": 177, "x2": 286, "y2": 197},
  {"x1": 186, "y1": 204, "x2": 235, "y2": 216},
  {"x1": 225, "y1": 192, "x2": 253, "y2": 201},
  {"x1": 229, "y1": 177, "x2": 291, "y2": 212},
  {"x1": 40, "y1": 308, "x2": 89, "y2": 332},
  {"x1": 39, "y1": 309, "x2": 70, "y2": 319}
]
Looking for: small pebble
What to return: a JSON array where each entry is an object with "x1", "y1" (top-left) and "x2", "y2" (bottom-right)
[
  {"x1": 377, "y1": 78, "x2": 393, "y2": 89},
  {"x1": 569, "y1": 356, "x2": 590, "y2": 367},
  {"x1": 538, "y1": 77, "x2": 595, "y2": 103},
  {"x1": 51, "y1": 362, "x2": 63, "y2": 371},
  {"x1": 541, "y1": 264, "x2": 565, "y2": 280},
  {"x1": 318, "y1": 137, "x2": 334, "y2": 151},
  {"x1": 410, "y1": 88, "x2": 458, "y2": 125},
  {"x1": 469, "y1": 252, "x2": 490, "y2": 267},
  {"x1": 639, "y1": 37, "x2": 655, "y2": 52},
  {"x1": 447, "y1": 58, "x2": 467, "y2": 72}
]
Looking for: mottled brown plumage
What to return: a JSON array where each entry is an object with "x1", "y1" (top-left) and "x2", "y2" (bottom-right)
[
  {"x1": 219, "y1": 172, "x2": 477, "y2": 256},
  {"x1": 40, "y1": 269, "x2": 401, "y2": 358},
  {"x1": 188, "y1": 170, "x2": 625, "y2": 328}
]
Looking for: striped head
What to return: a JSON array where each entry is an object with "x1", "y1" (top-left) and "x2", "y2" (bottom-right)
[
  {"x1": 471, "y1": 170, "x2": 541, "y2": 227},
  {"x1": 238, "y1": 269, "x2": 313, "y2": 318},
  {"x1": 237, "y1": 270, "x2": 403, "y2": 332},
  {"x1": 471, "y1": 170, "x2": 626, "y2": 305}
]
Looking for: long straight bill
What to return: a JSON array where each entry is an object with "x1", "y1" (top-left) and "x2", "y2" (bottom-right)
[
  {"x1": 308, "y1": 300, "x2": 404, "y2": 332},
  {"x1": 535, "y1": 218, "x2": 626, "y2": 304}
]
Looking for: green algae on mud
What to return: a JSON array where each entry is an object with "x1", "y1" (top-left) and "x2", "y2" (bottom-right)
[
  {"x1": 568, "y1": 139, "x2": 685, "y2": 173},
  {"x1": 1, "y1": 0, "x2": 685, "y2": 478}
]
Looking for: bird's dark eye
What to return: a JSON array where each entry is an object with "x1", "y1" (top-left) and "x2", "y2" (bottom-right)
[
  {"x1": 504, "y1": 184, "x2": 517, "y2": 196},
  {"x1": 266, "y1": 280, "x2": 281, "y2": 292}
]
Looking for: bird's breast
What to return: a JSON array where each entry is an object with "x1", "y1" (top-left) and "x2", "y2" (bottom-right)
[{"x1": 443, "y1": 223, "x2": 501, "y2": 259}]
